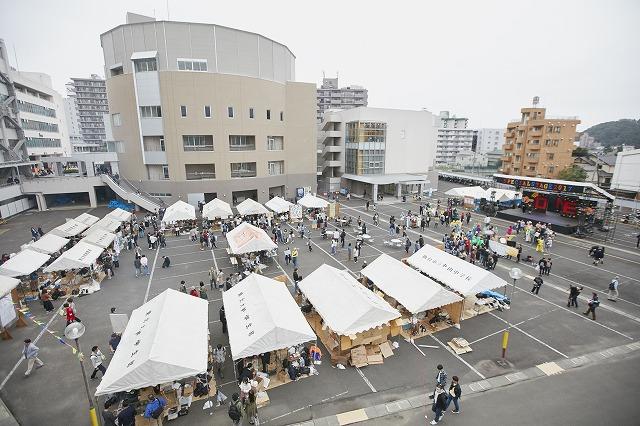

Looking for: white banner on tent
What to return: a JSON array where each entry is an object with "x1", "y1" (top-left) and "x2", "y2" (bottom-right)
[
  {"x1": 0, "y1": 295, "x2": 17, "y2": 327},
  {"x1": 109, "y1": 313, "x2": 129, "y2": 334}
]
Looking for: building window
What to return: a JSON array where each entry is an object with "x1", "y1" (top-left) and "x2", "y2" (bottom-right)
[
  {"x1": 231, "y1": 162, "x2": 257, "y2": 178},
  {"x1": 548, "y1": 166, "x2": 555, "y2": 173},
  {"x1": 180, "y1": 105, "x2": 187, "y2": 118},
  {"x1": 140, "y1": 106, "x2": 162, "y2": 118},
  {"x1": 228, "y1": 107, "x2": 234, "y2": 118},
  {"x1": 159, "y1": 138, "x2": 165, "y2": 152},
  {"x1": 280, "y1": 111, "x2": 284, "y2": 121},
  {"x1": 268, "y1": 161, "x2": 284, "y2": 176},
  {"x1": 249, "y1": 108, "x2": 254, "y2": 119},
  {"x1": 266, "y1": 109, "x2": 271, "y2": 120},
  {"x1": 185, "y1": 164, "x2": 216, "y2": 180},
  {"x1": 267, "y1": 136, "x2": 284, "y2": 151},
  {"x1": 134, "y1": 58, "x2": 158, "y2": 72},
  {"x1": 110, "y1": 66, "x2": 123, "y2": 76},
  {"x1": 24, "y1": 138, "x2": 62, "y2": 148},
  {"x1": 204, "y1": 105, "x2": 211, "y2": 118},
  {"x1": 229, "y1": 135, "x2": 255, "y2": 151},
  {"x1": 177, "y1": 59, "x2": 208, "y2": 72},
  {"x1": 183, "y1": 135, "x2": 214, "y2": 151},
  {"x1": 162, "y1": 165, "x2": 170, "y2": 179},
  {"x1": 547, "y1": 153, "x2": 554, "y2": 160},
  {"x1": 111, "y1": 113, "x2": 122, "y2": 127}
]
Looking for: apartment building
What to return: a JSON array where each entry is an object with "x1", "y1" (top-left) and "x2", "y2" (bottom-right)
[
  {"x1": 101, "y1": 13, "x2": 316, "y2": 205},
  {"x1": 435, "y1": 111, "x2": 476, "y2": 165},
  {"x1": 316, "y1": 77, "x2": 367, "y2": 122},
  {"x1": 500, "y1": 102, "x2": 580, "y2": 179},
  {"x1": 66, "y1": 75, "x2": 109, "y2": 145},
  {"x1": 475, "y1": 128, "x2": 505, "y2": 154}
]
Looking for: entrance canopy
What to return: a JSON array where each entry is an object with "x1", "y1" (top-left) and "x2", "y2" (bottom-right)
[
  {"x1": 28, "y1": 234, "x2": 69, "y2": 254},
  {"x1": 0, "y1": 249, "x2": 50, "y2": 277},
  {"x1": 83, "y1": 216, "x2": 121, "y2": 235},
  {"x1": 74, "y1": 213, "x2": 100, "y2": 226},
  {"x1": 202, "y1": 198, "x2": 233, "y2": 219},
  {"x1": 407, "y1": 244, "x2": 509, "y2": 296},
  {"x1": 95, "y1": 289, "x2": 208, "y2": 395},
  {"x1": 444, "y1": 186, "x2": 488, "y2": 199},
  {"x1": 44, "y1": 242, "x2": 103, "y2": 272},
  {"x1": 162, "y1": 200, "x2": 196, "y2": 223},
  {"x1": 265, "y1": 196, "x2": 293, "y2": 214},
  {"x1": 361, "y1": 254, "x2": 462, "y2": 314},
  {"x1": 106, "y1": 208, "x2": 133, "y2": 222},
  {"x1": 0, "y1": 275, "x2": 20, "y2": 298},
  {"x1": 81, "y1": 229, "x2": 116, "y2": 249},
  {"x1": 298, "y1": 264, "x2": 400, "y2": 336},
  {"x1": 297, "y1": 194, "x2": 328, "y2": 209},
  {"x1": 224, "y1": 274, "x2": 316, "y2": 360},
  {"x1": 236, "y1": 198, "x2": 268, "y2": 216},
  {"x1": 50, "y1": 219, "x2": 89, "y2": 238},
  {"x1": 226, "y1": 222, "x2": 277, "y2": 255}
]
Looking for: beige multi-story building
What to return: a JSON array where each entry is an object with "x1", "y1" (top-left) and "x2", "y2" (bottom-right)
[
  {"x1": 100, "y1": 13, "x2": 316, "y2": 206},
  {"x1": 500, "y1": 102, "x2": 580, "y2": 179}
]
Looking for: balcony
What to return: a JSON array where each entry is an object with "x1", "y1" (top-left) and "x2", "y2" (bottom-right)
[
  {"x1": 504, "y1": 144, "x2": 513, "y2": 150},
  {"x1": 325, "y1": 160, "x2": 342, "y2": 168},
  {"x1": 526, "y1": 157, "x2": 539, "y2": 163},
  {"x1": 324, "y1": 130, "x2": 342, "y2": 139},
  {"x1": 144, "y1": 150, "x2": 167, "y2": 165},
  {"x1": 323, "y1": 145, "x2": 341, "y2": 155},
  {"x1": 529, "y1": 130, "x2": 543, "y2": 137},
  {"x1": 527, "y1": 143, "x2": 541, "y2": 150}
]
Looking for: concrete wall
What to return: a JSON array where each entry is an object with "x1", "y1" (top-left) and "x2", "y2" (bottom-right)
[{"x1": 611, "y1": 149, "x2": 640, "y2": 192}]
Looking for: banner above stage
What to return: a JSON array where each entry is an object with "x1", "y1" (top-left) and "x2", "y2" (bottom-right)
[{"x1": 494, "y1": 176, "x2": 584, "y2": 195}]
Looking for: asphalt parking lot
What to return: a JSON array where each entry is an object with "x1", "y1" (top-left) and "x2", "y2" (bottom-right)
[{"x1": 0, "y1": 180, "x2": 639, "y2": 425}]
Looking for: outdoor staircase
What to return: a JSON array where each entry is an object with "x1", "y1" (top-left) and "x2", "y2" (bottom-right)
[{"x1": 100, "y1": 174, "x2": 163, "y2": 213}]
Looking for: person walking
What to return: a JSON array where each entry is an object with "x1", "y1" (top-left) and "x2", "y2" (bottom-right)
[
  {"x1": 213, "y1": 344, "x2": 227, "y2": 378},
  {"x1": 446, "y1": 376, "x2": 462, "y2": 414},
  {"x1": 291, "y1": 247, "x2": 299, "y2": 268},
  {"x1": 330, "y1": 239, "x2": 337, "y2": 255},
  {"x1": 293, "y1": 268, "x2": 301, "y2": 293},
  {"x1": 516, "y1": 244, "x2": 523, "y2": 263},
  {"x1": 220, "y1": 306, "x2": 227, "y2": 334},
  {"x1": 284, "y1": 247, "x2": 291, "y2": 265},
  {"x1": 583, "y1": 293, "x2": 600, "y2": 320},
  {"x1": 568, "y1": 285, "x2": 582, "y2": 308},
  {"x1": 430, "y1": 364, "x2": 448, "y2": 399},
  {"x1": 531, "y1": 276, "x2": 543, "y2": 295},
  {"x1": 429, "y1": 384, "x2": 447, "y2": 424},
  {"x1": 199, "y1": 282, "x2": 208, "y2": 300},
  {"x1": 353, "y1": 245, "x2": 360, "y2": 263},
  {"x1": 340, "y1": 229, "x2": 346, "y2": 248},
  {"x1": 307, "y1": 237, "x2": 313, "y2": 252},
  {"x1": 161, "y1": 255, "x2": 170, "y2": 268},
  {"x1": 228, "y1": 393, "x2": 244, "y2": 425},
  {"x1": 347, "y1": 243, "x2": 353, "y2": 261},
  {"x1": 209, "y1": 267, "x2": 216, "y2": 290},
  {"x1": 22, "y1": 339, "x2": 44, "y2": 376},
  {"x1": 244, "y1": 390, "x2": 259, "y2": 425},
  {"x1": 140, "y1": 254, "x2": 149, "y2": 275},
  {"x1": 90, "y1": 346, "x2": 107, "y2": 379},
  {"x1": 607, "y1": 277, "x2": 619, "y2": 302},
  {"x1": 134, "y1": 256, "x2": 142, "y2": 278}
]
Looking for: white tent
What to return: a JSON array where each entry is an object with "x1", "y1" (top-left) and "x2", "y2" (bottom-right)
[
  {"x1": 28, "y1": 234, "x2": 69, "y2": 254},
  {"x1": 224, "y1": 274, "x2": 316, "y2": 360},
  {"x1": 361, "y1": 254, "x2": 463, "y2": 314},
  {"x1": 297, "y1": 194, "x2": 329, "y2": 209},
  {"x1": 81, "y1": 229, "x2": 116, "y2": 249},
  {"x1": 83, "y1": 217, "x2": 121, "y2": 235},
  {"x1": 95, "y1": 289, "x2": 208, "y2": 395},
  {"x1": 236, "y1": 198, "x2": 268, "y2": 216},
  {"x1": 43, "y1": 242, "x2": 104, "y2": 272},
  {"x1": 226, "y1": 222, "x2": 277, "y2": 255},
  {"x1": 49, "y1": 219, "x2": 89, "y2": 237},
  {"x1": 0, "y1": 275, "x2": 20, "y2": 298},
  {"x1": 444, "y1": 186, "x2": 488, "y2": 200},
  {"x1": 202, "y1": 198, "x2": 233, "y2": 219},
  {"x1": 162, "y1": 200, "x2": 196, "y2": 223},
  {"x1": 298, "y1": 264, "x2": 400, "y2": 336},
  {"x1": 74, "y1": 213, "x2": 100, "y2": 226},
  {"x1": 487, "y1": 188, "x2": 521, "y2": 202},
  {"x1": 265, "y1": 196, "x2": 293, "y2": 214},
  {"x1": 0, "y1": 250, "x2": 50, "y2": 277},
  {"x1": 106, "y1": 208, "x2": 133, "y2": 222},
  {"x1": 407, "y1": 244, "x2": 509, "y2": 296}
]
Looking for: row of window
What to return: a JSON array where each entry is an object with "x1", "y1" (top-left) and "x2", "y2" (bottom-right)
[
  {"x1": 17, "y1": 100, "x2": 56, "y2": 118},
  {"x1": 21, "y1": 119, "x2": 59, "y2": 133},
  {"x1": 181, "y1": 135, "x2": 283, "y2": 152},
  {"x1": 25, "y1": 138, "x2": 62, "y2": 148},
  {"x1": 160, "y1": 161, "x2": 285, "y2": 180},
  {"x1": 181, "y1": 105, "x2": 284, "y2": 121}
]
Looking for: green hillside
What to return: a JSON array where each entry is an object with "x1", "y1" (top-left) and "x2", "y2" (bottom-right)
[{"x1": 583, "y1": 119, "x2": 640, "y2": 147}]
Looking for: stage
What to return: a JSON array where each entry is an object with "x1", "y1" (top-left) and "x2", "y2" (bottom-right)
[{"x1": 496, "y1": 208, "x2": 579, "y2": 234}]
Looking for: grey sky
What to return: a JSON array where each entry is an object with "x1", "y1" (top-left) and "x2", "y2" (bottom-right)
[{"x1": 1, "y1": 0, "x2": 638, "y2": 129}]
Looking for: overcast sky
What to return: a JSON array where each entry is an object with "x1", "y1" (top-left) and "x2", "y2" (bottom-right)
[{"x1": 1, "y1": 0, "x2": 638, "y2": 129}]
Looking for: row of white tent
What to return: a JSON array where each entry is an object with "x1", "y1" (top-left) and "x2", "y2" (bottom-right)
[{"x1": 445, "y1": 186, "x2": 521, "y2": 202}]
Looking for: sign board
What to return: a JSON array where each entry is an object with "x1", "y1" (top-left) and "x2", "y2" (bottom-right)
[
  {"x1": 494, "y1": 176, "x2": 584, "y2": 194},
  {"x1": 0, "y1": 295, "x2": 17, "y2": 328}
]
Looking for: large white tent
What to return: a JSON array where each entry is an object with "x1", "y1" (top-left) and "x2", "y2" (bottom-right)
[
  {"x1": 202, "y1": 198, "x2": 233, "y2": 219},
  {"x1": 0, "y1": 275, "x2": 20, "y2": 298},
  {"x1": 361, "y1": 254, "x2": 463, "y2": 314},
  {"x1": 265, "y1": 196, "x2": 293, "y2": 214},
  {"x1": 27, "y1": 234, "x2": 69, "y2": 254},
  {"x1": 298, "y1": 264, "x2": 400, "y2": 336},
  {"x1": 162, "y1": 200, "x2": 196, "y2": 223},
  {"x1": 43, "y1": 242, "x2": 103, "y2": 272},
  {"x1": 95, "y1": 289, "x2": 208, "y2": 395},
  {"x1": 407, "y1": 244, "x2": 509, "y2": 296},
  {"x1": 236, "y1": 198, "x2": 269, "y2": 216},
  {"x1": 224, "y1": 274, "x2": 316, "y2": 360},
  {"x1": 106, "y1": 208, "x2": 133, "y2": 222},
  {"x1": 0, "y1": 250, "x2": 50, "y2": 277},
  {"x1": 226, "y1": 222, "x2": 277, "y2": 255},
  {"x1": 74, "y1": 213, "x2": 100, "y2": 226},
  {"x1": 297, "y1": 194, "x2": 329, "y2": 209},
  {"x1": 487, "y1": 188, "x2": 521, "y2": 202},
  {"x1": 49, "y1": 219, "x2": 89, "y2": 238},
  {"x1": 81, "y1": 229, "x2": 116, "y2": 249},
  {"x1": 444, "y1": 186, "x2": 488, "y2": 200},
  {"x1": 83, "y1": 217, "x2": 121, "y2": 235}
]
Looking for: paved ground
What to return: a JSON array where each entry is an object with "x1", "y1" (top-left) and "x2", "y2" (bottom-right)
[{"x1": 0, "y1": 180, "x2": 638, "y2": 425}]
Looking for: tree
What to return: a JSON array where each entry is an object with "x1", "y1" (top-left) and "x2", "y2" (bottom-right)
[
  {"x1": 557, "y1": 165, "x2": 587, "y2": 182},
  {"x1": 572, "y1": 147, "x2": 589, "y2": 157}
]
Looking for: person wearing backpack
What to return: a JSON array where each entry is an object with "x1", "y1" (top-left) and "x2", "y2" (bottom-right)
[
  {"x1": 143, "y1": 395, "x2": 166, "y2": 420},
  {"x1": 228, "y1": 393, "x2": 243, "y2": 425},
  {"x1": 531, "y1": 276, "x2": 543, "y2": 295},
  {"x1": 607, "y1": 277, "x2": 619, "y2": 302},
  {"x1": 583, "y1": 293, "x2": 600, "y2": 320}
]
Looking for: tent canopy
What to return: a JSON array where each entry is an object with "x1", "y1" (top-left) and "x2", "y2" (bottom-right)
[
  {"x1": 298, "y1": 264, "x2": 400, "y2": 336},
  {"x1": 236, "y1": 198, "x2": 268, "y2": 216},
  {"x1": 361, "y1": 254, "x2": 463, "y2": 314},
  {"x1": 162, "y1": 200, "x2": 196, "y2": 223},
  {"x1": 0, "y1": 249, "x2": 51, "y2": 277},
  {"x1": 265, "y1": 196, "x2": 293, "y2": 214},
  {"x1": 95, "y1": 289, "x2": 208, "y2": 395},
  {"x1": 226, "y1": 222, "x2": 277, "y2": 255},
  {"x1": 81, "y1": 229, "x2": 116, "y2": 249},
  {"x1": 107, "y1": 208, "x2": 133, "y2": 222},
  {"x1": 297, "y1": 194, "x2": 329, "y2": 209},
  {"x1": 202, "y1": 198, "x2": 233, "y2": 219},
  {"x1": 444, "y1": 186, "x2": 488, "y2": 200},
  {"x1": 74, "y1": 213, "x2": 100, "y2": 226},
  {"x1": 83, "y1": 217, "x2": 121, "y2": 235},
  {"x1": 28, "y1": 234, "x2": 69, "y2": 254},
  {"x1": 487, "y1": 188, "x2": 521, "y2": 202},
  {"x1": 49, "y1": 219, "x2": 89, "y2": 237},
  {"x1": 224, "y1": 274, "x2": 316, "y2": 360},
  {"x1": 0, "y1": 275, "x2": 20, "y2": 298},
  {"x1": 407, "y1": 244, "x2": 509, "y2": 296},
  {"x1": 43, "y1": 242, "x2": 104, "y2": 272}
]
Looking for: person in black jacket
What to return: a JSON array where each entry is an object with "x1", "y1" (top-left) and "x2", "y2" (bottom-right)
[
  {"x1": 445, "y1": 375, "x2": 462, "y2": 414},
  {"x1": 430, "y1": 384, "x2": 447, "y2": 424},
  {"x1": 219, "y1": 306, "x2": 227, "y2": 334}
]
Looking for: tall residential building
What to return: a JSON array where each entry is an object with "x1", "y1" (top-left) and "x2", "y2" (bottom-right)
[
  {"x1": 435, "y1": 111, "x2": 475, "y2": 165},
  {"x1": 500, "y1": 99, "x2": 580, "y2": 179},
  {"x1": 63, "y1": 97, "x2": 83, "y2": 146},
  {"x1": 101, "y1": 13, "x2": 316, "y2": 205},
  {"x1": 316, "y1": 77, "x2": 367, "y2": 122},
  {"x1": 66, "y1": 75, "x2": 109, "y2": 145},
  {"x1": 475, "y1": 128, "x2": 505, "y2": 154}
]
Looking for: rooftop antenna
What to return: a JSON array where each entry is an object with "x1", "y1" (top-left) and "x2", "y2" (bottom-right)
[
  {"x1": 532, "y1": 96, "x2": 540, "y2": 107},
  {"x1": 322, "y1": 70, "x2": 325, "y2": 79},
  {"x1": 12, "y1": 43, "x2": 19, "y2": 71}
]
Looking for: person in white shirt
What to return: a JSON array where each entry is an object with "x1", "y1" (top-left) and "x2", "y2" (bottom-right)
[
  {"x1": 90, "y1": 346, "x2": 107, "y2": 379},
  {"x1": 140, "y1": 255, "x2": 149, "y2": 275}
]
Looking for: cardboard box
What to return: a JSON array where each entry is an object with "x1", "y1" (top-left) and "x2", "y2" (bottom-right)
[
  {"x1": 379, "y1": 342, "x2": 394, "y2": 358},
  {"x1": 350, "y1": 345, "x2": 368, "y2": 367},
  {"x1": 367, "y1": 354, "x2": 384, "y2": 365}
]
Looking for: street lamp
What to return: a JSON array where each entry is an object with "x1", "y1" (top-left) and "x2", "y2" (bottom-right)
[
  {"x1": 64, "y1": 322, "x2": 101, "y2": 426},
  {"x1": 502, "y1": 267, "x2": 523, "y2": 358}
]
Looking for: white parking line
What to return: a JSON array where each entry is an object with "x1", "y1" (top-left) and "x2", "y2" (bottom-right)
[
  {"x1": 356, "y1": 367, "x2": 377, "y2": 392},
  {"x1": 429, "y1": 334, "x2": 486, "y2": 380},
  {"x1": 155, "y1": 270, "x2": 209, "y2": 281},
  {"x1": 171, "y1": 259, "x2": 212, "y2": 267},
  {"x1": 468, "y1": 308, "x2": 559, "y2": 345},
  {"x1": 143, "y1": 246, "x2": 161, "y2": 303}
]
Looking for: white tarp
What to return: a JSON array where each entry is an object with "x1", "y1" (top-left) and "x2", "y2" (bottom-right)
[
  {"x1": 81, "y1": 229, "x2": 116, "y2": 249},
  {"x1": 0, "y1": 250, "x2": 50, "y2": 277},
  {"x1": 0, "y1": 275, "x2": 20, "y2": 298},
  {"x1": 43, "y1": 242, "x2": 104, "y2": 272},
  {"x1": 236, "y1": 198, "x2": 268, "y2": 216},
  {"x1": 407, "y1": 244, "x2": 509, "y2": 295},
  {"x1": 444, "y1": 186, "x2": 488, "y2": 199},
  {"x1": 297, "y1": 194, "x2": 329, "y2": 209},
  {"x1": 83, "y1": 217, "x2": 121, "y2": 235},
  {"x1": 162, "y1": 200, "x2": 196, "y2": 223},
  {"x1": 27, "y1": 234, "x2": 69, "y2": 254},
  {"x1": 95, "y1": 289, "x2": 208, "y2": 395},
  {"x1": 265, "y1": 196, "x2": 293, "y2": 214},
  {"x1": 107, "y1": 208, "x2": 133, "y2": 222},
  {"x1": 202, "y1": 198, "x2": 233, "y2": 219},
  {"x1": 74, "y1": 213, "x2": 100, "y2": 226},
  {"x1": 361, "y1": 254, "x2": 463, "y2": 314},
  {"x1": 487, "y1": 188, "x2": 521, "y2": 202},
  {"x1": 298, "y1": 264, "x2": 400, "y2": 336},
  {"x1": 224, "y1": 274, "x2": 316, "y2": 360},
  {"x1": 49, "y1": 219, "x2": 89, "y2": 237},
  {"x1": 226, "y1": 222, "x2": 277, "y2": 255}
]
